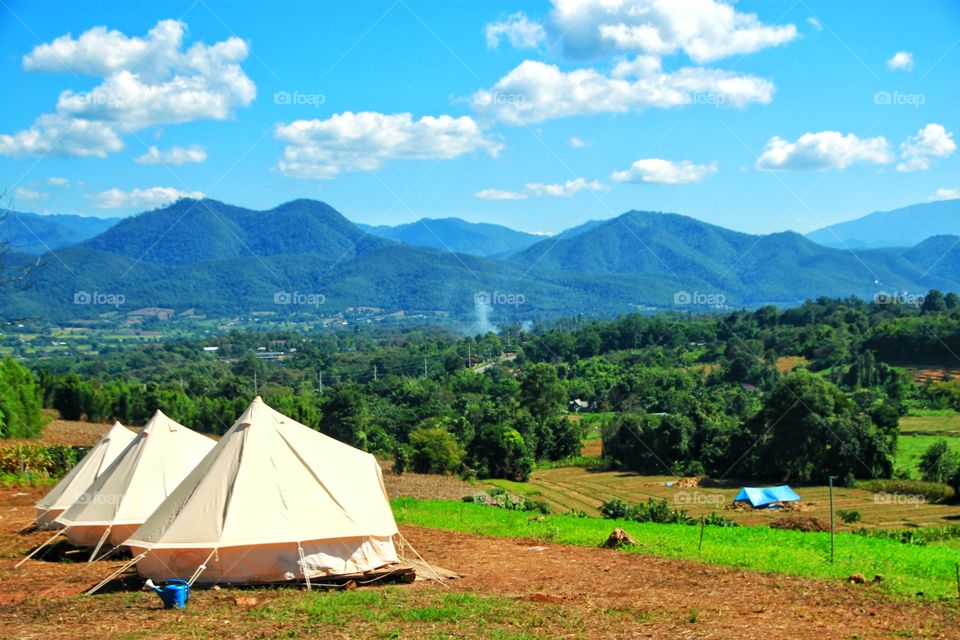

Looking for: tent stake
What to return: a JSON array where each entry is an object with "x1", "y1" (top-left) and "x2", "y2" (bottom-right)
[
  {"x1": 15, "y1": 527, "x2": 68, "y2": 568},
  {"x1": 86, "y1": 552, "x2": 147, "y2": 595}
]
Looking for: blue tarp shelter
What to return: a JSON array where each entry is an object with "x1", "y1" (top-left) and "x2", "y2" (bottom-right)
[{"x1": 733, "y1": 485, "x2": 801, "y2": 508}]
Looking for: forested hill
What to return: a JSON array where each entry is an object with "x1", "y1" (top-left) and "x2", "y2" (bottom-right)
[{"x1": 30, "y1": 296, "x2": 960, "y2": 485}]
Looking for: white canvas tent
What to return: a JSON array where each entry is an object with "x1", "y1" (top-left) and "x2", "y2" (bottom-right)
[
  {"x1": 34, "y1": 421, "x2": 137, "y2": 529},
  {"x1": 56, "y1": 410, "x2": 214, "y2": 551},
  {"x1": 124, "y1": 396, "x2": 399, "y2": 584}
]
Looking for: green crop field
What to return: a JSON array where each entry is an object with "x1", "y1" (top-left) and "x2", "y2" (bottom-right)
[
  {"x1": 393, "y1": 498, "x2": 960, "y2": 600},
  {"x1": 896, "y1": 411, "x2": 960, "y2": 476}
]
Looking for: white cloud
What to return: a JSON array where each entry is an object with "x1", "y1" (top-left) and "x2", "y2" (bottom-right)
[
  {"x1": 611, "y1": 158, "x2": 716, "y2": 184},
  {"x1": 135, "y1": 144, "x2": 207, "y2": 165},
  {"x1": 485, "y1": 12, "x2": 546, "y2": 49},
  {"x1": 275, "y1": 111, "x2": 501, "y2": 179},
  {"x1": 14, "y1": 187, "x2": 49, "y2": 201},
  {"x1": 526, "y1": 178, "x2": 606, "y2": 197},
  {"x1": 46, "y1": 177, "x2": 70, "y2": 186},
  {"x1": 473, "y1": 58, "x2": 773, "y2": 124},
  {"x1": 897, "y1": 123, "x2": 955, "y2": 172},
  {"x1": 87, "y1": 186, "x2": 204, "y2": 209},
  {"x1": 886, "y1": 51, "x2": 914, "y2": 72},
  {"x1": 547, "y1": 0, "x2": 796, "y2": 62},
  {"x1": 475, "y1": 188, "x2": 528, "y2": 201},
  {"x1": 0, "y1": 20, "x2": 255, "y2": 158},
  {"x1": 477, "y1": 177, "x2": 606, "y2": 199},
  {"x1": 756, "y1": 131, "x2": 893, "y2": 171},
  {"x1": 569, "y1": 136, "x2": 589, "y2": 148},
  {"x1": 930, "y1": 188, "x2": 960, "y2": 202},
  {"x1": 806, "y1": 17, "x2": 823, "y2": 31}
]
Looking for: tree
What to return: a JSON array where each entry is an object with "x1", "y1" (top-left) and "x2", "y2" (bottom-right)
[
  {"x1": 755, "y1": 371, "x2": 895, "y2": 483},
  {"x1": 408, "y1": 427, "x2": 464, "y2": 474},
  {"x1": 602, "y1": 413, "x2": 694, "y2": 474},
  {"x1": 520, "y1": 363, "x2": 566, "y2": 425},
  {"x1": 921, "y1": 289, "x2": 947, "y2": 314},
  {"x1": 919, "y1": 439, "x2": 958, "y2": 484},
  {"x1": 319, "y1": 385, "x2": 369, "y2": 449},
  {"x1": 469, "y1": 423, "x2": 533, "y2": 481},
  {"x1": 0, "y1": 357, "x2": 46, "y2": 438}
]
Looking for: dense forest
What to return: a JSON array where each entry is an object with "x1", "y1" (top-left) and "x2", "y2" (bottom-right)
[{"x1": 10, "y1": 292, "x2": 960, "y2": 488}]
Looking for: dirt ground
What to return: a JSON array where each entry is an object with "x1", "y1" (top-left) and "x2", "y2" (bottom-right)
[{"x1": 1, "y1": 486, "x2": 958, "y2": 639}]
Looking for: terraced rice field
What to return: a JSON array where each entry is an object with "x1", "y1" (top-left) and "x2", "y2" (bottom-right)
[
  {"x1": 896, "y1": 411, "x2": 960, "y2": 475},
  {"x1": 501, "y1": 467, "x2": 960, "y2": 529}
]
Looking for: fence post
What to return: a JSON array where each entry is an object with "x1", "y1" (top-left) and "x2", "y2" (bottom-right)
[{"x1": 828, "y1": 475, "x2": 837, "y2": 564}]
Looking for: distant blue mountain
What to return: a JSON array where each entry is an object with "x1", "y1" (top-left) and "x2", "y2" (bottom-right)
[
  {"x1": 357, "y1": 217, "x2": 543, "y2": 258},
  {"x1": 806, "y1": 200, "x2": 960, "y2": 248},
  {"x1": 1, "y1": 210, "x2": 117, "y2": 254}
]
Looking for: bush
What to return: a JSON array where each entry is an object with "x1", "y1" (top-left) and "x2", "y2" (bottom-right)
[
  {"x1": 918, "y1": 439, "x2": 959, "y2": 484},
  {"x1": 856, "y1": 479, "x2": 955, "y2": 503},
  {"x1": 408, "y1": 427, "x2": 464, "y2": 474},
  {"x1": 0, "y1": 444, "x2": 79, "y2": 477},
  {"x1": 462, "y1": 489, "x2": 549, "y2": 513},
  {"x1": 837, "y1": 509, "x2": 862, "y2": 524},
  {"x1": 701, "y1": 512, "x2": 738, "y2": 527},
  {"x1": 599, "y1": 498, "x2": 631, "y2": 519},
  {"x1": 600, "y1": 497, "x2": 694, "y2": 525},
  {"x1": 853, "y1": 525, "x2": 960, "y2": 546},
  {"x1": 392, "y1": 444, "x2": 413, "y2": 475}
]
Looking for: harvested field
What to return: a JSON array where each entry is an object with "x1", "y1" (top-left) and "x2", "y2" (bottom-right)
[
  {"x1": 523, "y1": 467, "x2": 960, "y2": 528},
  {"x1": 378, "y1": 460, "x2": 478, "y2": 501}
]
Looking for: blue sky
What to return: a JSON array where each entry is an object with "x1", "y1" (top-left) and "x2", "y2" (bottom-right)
[{"x1": 1, "y1": 0, "x2": 958, "y2": 235}]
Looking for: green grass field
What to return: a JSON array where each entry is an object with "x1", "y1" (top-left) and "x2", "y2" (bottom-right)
[
  {"x1": 897, "y1": 411, "x2": 960, "y2": 476},
  {"x1": 393, "y1": 498, "x2": 960, "y2": 600},
  {"x1": 102, "y1": 587, "x2": 577, "y2": 639}
]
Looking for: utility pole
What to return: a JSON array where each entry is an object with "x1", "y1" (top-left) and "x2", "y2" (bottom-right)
[
  {"x1": 253, "y1": 370, "x2": 258, "y2": 396},
  {"x1": 468, "y1": 345, "x2": 472, "y2": 367},
  {"x1": 828, "y1": 475, "x2": 837, "y2": 563},
  {"x1": 318, "y1": 370, "x2": 323, "y2": 394},
  {"x1": 423, "y1": 356, "x2": 428, "y2": 377},
  {"x1": 373, "y1": 364, "x2": 378, "y2": 382}
]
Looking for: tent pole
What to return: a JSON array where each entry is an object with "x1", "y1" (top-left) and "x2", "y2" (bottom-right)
[
  {"x1": 188, "y1": 547, "x2": 219, "y2": 587},
  {"x1": 85, "y1": 552, "x2": 147, "y2": 595},
  {"x1": 89, "y1": 526, "x2": 112, "y2": 563},
  {"x1": 14, "y1": 527, "x2": 69, "y2": 568},
  {"x1": 297, "y1": 542, "x2": 312, "y2": 591},
  {"x1": 92, "y1": 543, "x2": 124, "y2": 563}
]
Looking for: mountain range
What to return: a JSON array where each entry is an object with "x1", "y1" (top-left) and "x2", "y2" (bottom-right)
[
  {"x1": 805, "y1": 200, "x2": 960, "y2": 248},
  {"x1": 2, "y1": 198, "x2": 958, "y2": 323},
  {"x1": 357, "y1": 218, "x2": 543, "y2": 258},
  {"x1": 1, "y1": 210, "x2": 117, "y2": 254}
]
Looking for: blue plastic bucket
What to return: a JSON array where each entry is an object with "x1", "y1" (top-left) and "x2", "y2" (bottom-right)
[{"x1": 158, "y1": 580, "x2": 190, "y2": 609}]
